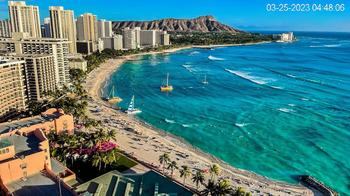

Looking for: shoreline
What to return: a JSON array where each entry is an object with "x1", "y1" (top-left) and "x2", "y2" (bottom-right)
[{"x1": 85, "y1": 44, "x2": 314, "y2": 195}]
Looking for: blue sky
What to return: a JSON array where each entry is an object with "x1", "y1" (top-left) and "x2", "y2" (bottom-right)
[{"x1": 1, "y1": 0, "x2": 349, "y2": 32}]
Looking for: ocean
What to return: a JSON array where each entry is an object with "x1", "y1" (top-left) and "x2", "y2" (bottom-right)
[{"x1": 104, "y1": 32, "x2": 350, "y2": 195}]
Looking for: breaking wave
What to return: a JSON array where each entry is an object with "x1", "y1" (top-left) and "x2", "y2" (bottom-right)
[{"x1": 208, "y1": 55, "x2": 225, "y2": 61}]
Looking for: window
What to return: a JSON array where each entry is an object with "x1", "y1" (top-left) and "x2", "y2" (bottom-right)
[{"x1": 20, "y1": 163, "x2": 27, "y2": 169}]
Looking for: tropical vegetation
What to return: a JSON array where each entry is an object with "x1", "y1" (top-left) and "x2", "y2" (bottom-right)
[
  {"x1": 170, "y1": 31, "x2": 273, "y2": 45},
  {"x1": 47, "y1": 129, "x2": 136, "y2": 181},
  {"x1": 156, "y1": 154, "x2": 253, "y2": 195}
]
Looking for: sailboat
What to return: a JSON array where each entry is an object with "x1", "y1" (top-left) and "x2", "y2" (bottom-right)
[
  {"x1": 107, "y1": 86, "x2": 122, "y2": 104},
  {"x1": 160, "y1": 73, "x2": 173, "y2": 92},
  {"x1": 126, "y1": 95, "x2": 142, "y2": 114},
  {"x1": 202, "y1": 74, "x2": 209, "y2": 85}
]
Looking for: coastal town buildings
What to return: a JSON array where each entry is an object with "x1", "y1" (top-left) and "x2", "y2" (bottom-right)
[
  {"x1": 67, "y1": 54, "x2": 88, "y2": 72},
  {"x1": 122, "y1": 27, "x2": 141, "y2": 49},
  {"x1": 97, "y1": 19, "x2": 113, "y2": 38},
  {"x1": 140, "y1": 30, "x2": 157, "y2": 47},
  {"x1": 281, "y1": 32, "x2": 294, "y2": 42},
  {"x1": 0, "y1": 108, "x2": 76, "y2": 195},
  {"x1": 101, "y1": 34, "x2": 123, "y2": 50},
  {"x1": 49, "y1": 6, "x2": 77, "y2": 54},
  {"x1": 7, "y1": 54, "x2": 57, "y2": 101},
  {"x1": 8, "y1": 1, "x2": 41, "y2": 38},
  {"x1": 76, "y1": 13, "x2": 98, "y2": 42},
  {"x1": 40, "y1": 17, "x2": 51, "y2": 38},
  {"x1": 76, "y1": 13, "x2": 98, "y2": 53},
  {"x1": 155, "y1": 30, "x2": 170, "y2": 46},
  {"x1": 0, "y1": 32, "x2": 70, "y2": 88},
  {"x1": 0, "y1": 59, "x2": 27, "y2": 122},
  {"x1": 273, "y1": 32, "x2": 294, "y2": 42},
  {"x1": 0, "y1": 19, "x2": 12, "y2": 38}
]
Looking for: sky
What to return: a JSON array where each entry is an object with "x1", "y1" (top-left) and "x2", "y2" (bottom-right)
[{"x1": 0, "y1": 0, "x2": 349, "y2": 32}]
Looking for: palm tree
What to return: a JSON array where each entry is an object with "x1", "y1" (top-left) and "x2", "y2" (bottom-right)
[
  {"x1": 167, "y1": 161, "x2": 178, "y2": 177},
  {"x1": 201, "y1": 179, "x2": 217, "y2": 196},
  {"x1": 179, "y1": 165, "x2": 191, "y2": 185},
  {"x1": 209, "y1": 164, "x2": 221, "y2": 181},
  {"x1": 232, "y1": 187, "x2": 251, "y2": 196},
  {"x1": 216, "y1": 179, "x2": 232, "y2": 196},
  {"x1": 192, "y1": 170, "x2": 205, "y2": 190},
  {"x1": 202, "y1": 179, "x2": 232, "y2": 196},
  {"x1": 158, "y1": 153, "x2": 170, "y2": 173}
]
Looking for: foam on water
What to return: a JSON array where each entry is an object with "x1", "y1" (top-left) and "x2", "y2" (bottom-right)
[
  {"x1": 208, "y1": 55, "x2": 225, "y2": 61},
  {"x1": 277, "y1": 108, "x2": 295, "y2": 113},
  {"x1": 310, "y1": 44, "x2": 342, "y2": 48},
  {"x1": 225, "y1": 69, "x2": 268, "y2": 85},
  {"x1": 164, "y1": 118, "x2": 175, "y2": 124},
  {"x1": 235, "y1": 123, "x2": 250, "y2": 127}
]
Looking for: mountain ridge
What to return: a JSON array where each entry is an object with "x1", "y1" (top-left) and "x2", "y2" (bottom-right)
[{"x1": 112, "y1": 15, "x2": 242, "y2": 33}]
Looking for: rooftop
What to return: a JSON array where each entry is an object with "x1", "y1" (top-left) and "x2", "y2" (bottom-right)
[
  {"x1": 75, "y1": 170, "x2": 194, "y2": 196},
  {"x1": 75, "y1": 170, "x2": 135, "y2": 196},
  {"x1": 0, "y1": 134, "x2": 40, "y2": 163},
  {"x1": 6, "y1": 172, "x2": 73, "y2": 196},
  {"x1": 0, "y1": 113, "x2": 60, "y2": 135},
  {"x1": 0, "y1": 138, "x2": 12, "y2": 149}
]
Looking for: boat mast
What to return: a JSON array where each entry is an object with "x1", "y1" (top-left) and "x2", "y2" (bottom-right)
[
  {"x1": 166, "y1": 73, "x2": 169, "y2": 86},
  {"x1": 128, "y1": 95, "x2": 135, "y2": 111},
  {"x1": 110, "y1": 86, "x2": 115, "y2": 98}
]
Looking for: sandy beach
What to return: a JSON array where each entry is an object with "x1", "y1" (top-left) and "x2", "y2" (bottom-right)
[{"x1": 85, "y1": 45, "x2": 316, "y2": 196}]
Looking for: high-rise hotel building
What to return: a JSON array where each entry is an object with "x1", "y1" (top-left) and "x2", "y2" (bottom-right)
[
  {"x1": 0, "y1": 32, "x2": 70, "y2": 88},
  {"x1": 76, "y1": 13, "x2": 98, "y2": 42},
  {"x1": 97, "y1": 19, "x2": 113, "y2": 38},
  {"x1": 122, "y1": 27, "x2": 141, "y2": 49},
  {"x1": 8, "y1": 1, "x2": 41, "y2": 38},
  {"x1": 49, "y1": 6, "x2": 77, "y2": 53},
  {"x1": 0, "y1": 59, "x2": 27, "y2": 121},
  {"x1": 41, "y1": 17, "x2": 51, "y2": 38},
  {"x1": 0, "y1": 19, "x2": 12, "y2": 38},
  {"x1": 7, "y1": 55, "x2": 57, "y2": 101}
]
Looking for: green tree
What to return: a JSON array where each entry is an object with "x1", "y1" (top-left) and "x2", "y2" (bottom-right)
[
  {"x1": 158, "y1": 153, "x2": 170, "y2": 174},
  {"x1": 201, "y1": 179, "x2": 217, "y2": 196},
  {"x1": 209, "y1": 164, "x2": 221, "y2": 181},
  {"x1": 167, "y1": 160, "x2": 178, "y2": 177},
  {"x1": 192, "y1": 170, "x2": 205, "y2": 190},
  {"x1": 232, "y1": 187, "x2": 251, "y2": 196},
  {"x1": 179, "y1": 165, "x2": 191, "y2": 185},
  {"x1": 216, "y1": 179, "x2": 232, "y2": 196}
]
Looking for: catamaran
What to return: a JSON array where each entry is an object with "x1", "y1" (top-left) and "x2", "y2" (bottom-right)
[
  {"x1": 126, "y1": 95, "x2": 142, "y2": 114},
  {"x1": 160, "y1": 73, "x2": 173, "y2": 92},
  {"x1": 107, "y1": 86, "x2": 122, "y2": 104},
  {"x1": 202, "y1": 74, "x2": 209, "y2": 85}
]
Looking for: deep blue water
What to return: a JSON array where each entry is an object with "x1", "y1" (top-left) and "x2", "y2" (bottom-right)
[{"x1": 105, "y1": 32, "x2": 350, "y2": 195}]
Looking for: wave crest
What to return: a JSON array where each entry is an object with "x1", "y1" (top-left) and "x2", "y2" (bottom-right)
[
  {"x1": 208, "y1": 55, "x2": 225, "y2": 61},
  {"x1": 164, "y1": 118, "x2": 175, "y2": 124}
]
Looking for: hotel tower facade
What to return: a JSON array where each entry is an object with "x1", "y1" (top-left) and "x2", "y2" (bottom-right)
[
  {"x1": 8, "y1": 1, "x2": 41, "y2": 38},
  {"x1": 49, "y1": 6, "x2": 77, "y2": 53}
]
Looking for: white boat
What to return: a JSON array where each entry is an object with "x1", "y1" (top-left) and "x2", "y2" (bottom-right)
[
  {"x1": 126, "y1": 95, "x2": 142, "y2": 114},
  {"x1": 202, "y1": 74, "x2": 209, "y2": 85}
]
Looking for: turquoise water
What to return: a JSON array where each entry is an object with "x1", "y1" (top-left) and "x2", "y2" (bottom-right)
[{"x1": 105, "y1": 32, "x2": 350, "y2": 195}]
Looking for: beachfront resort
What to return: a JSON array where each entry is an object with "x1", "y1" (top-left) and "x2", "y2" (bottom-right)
[{"x1": 0, "y1": 1, "x2": 336, "y2": 196}]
